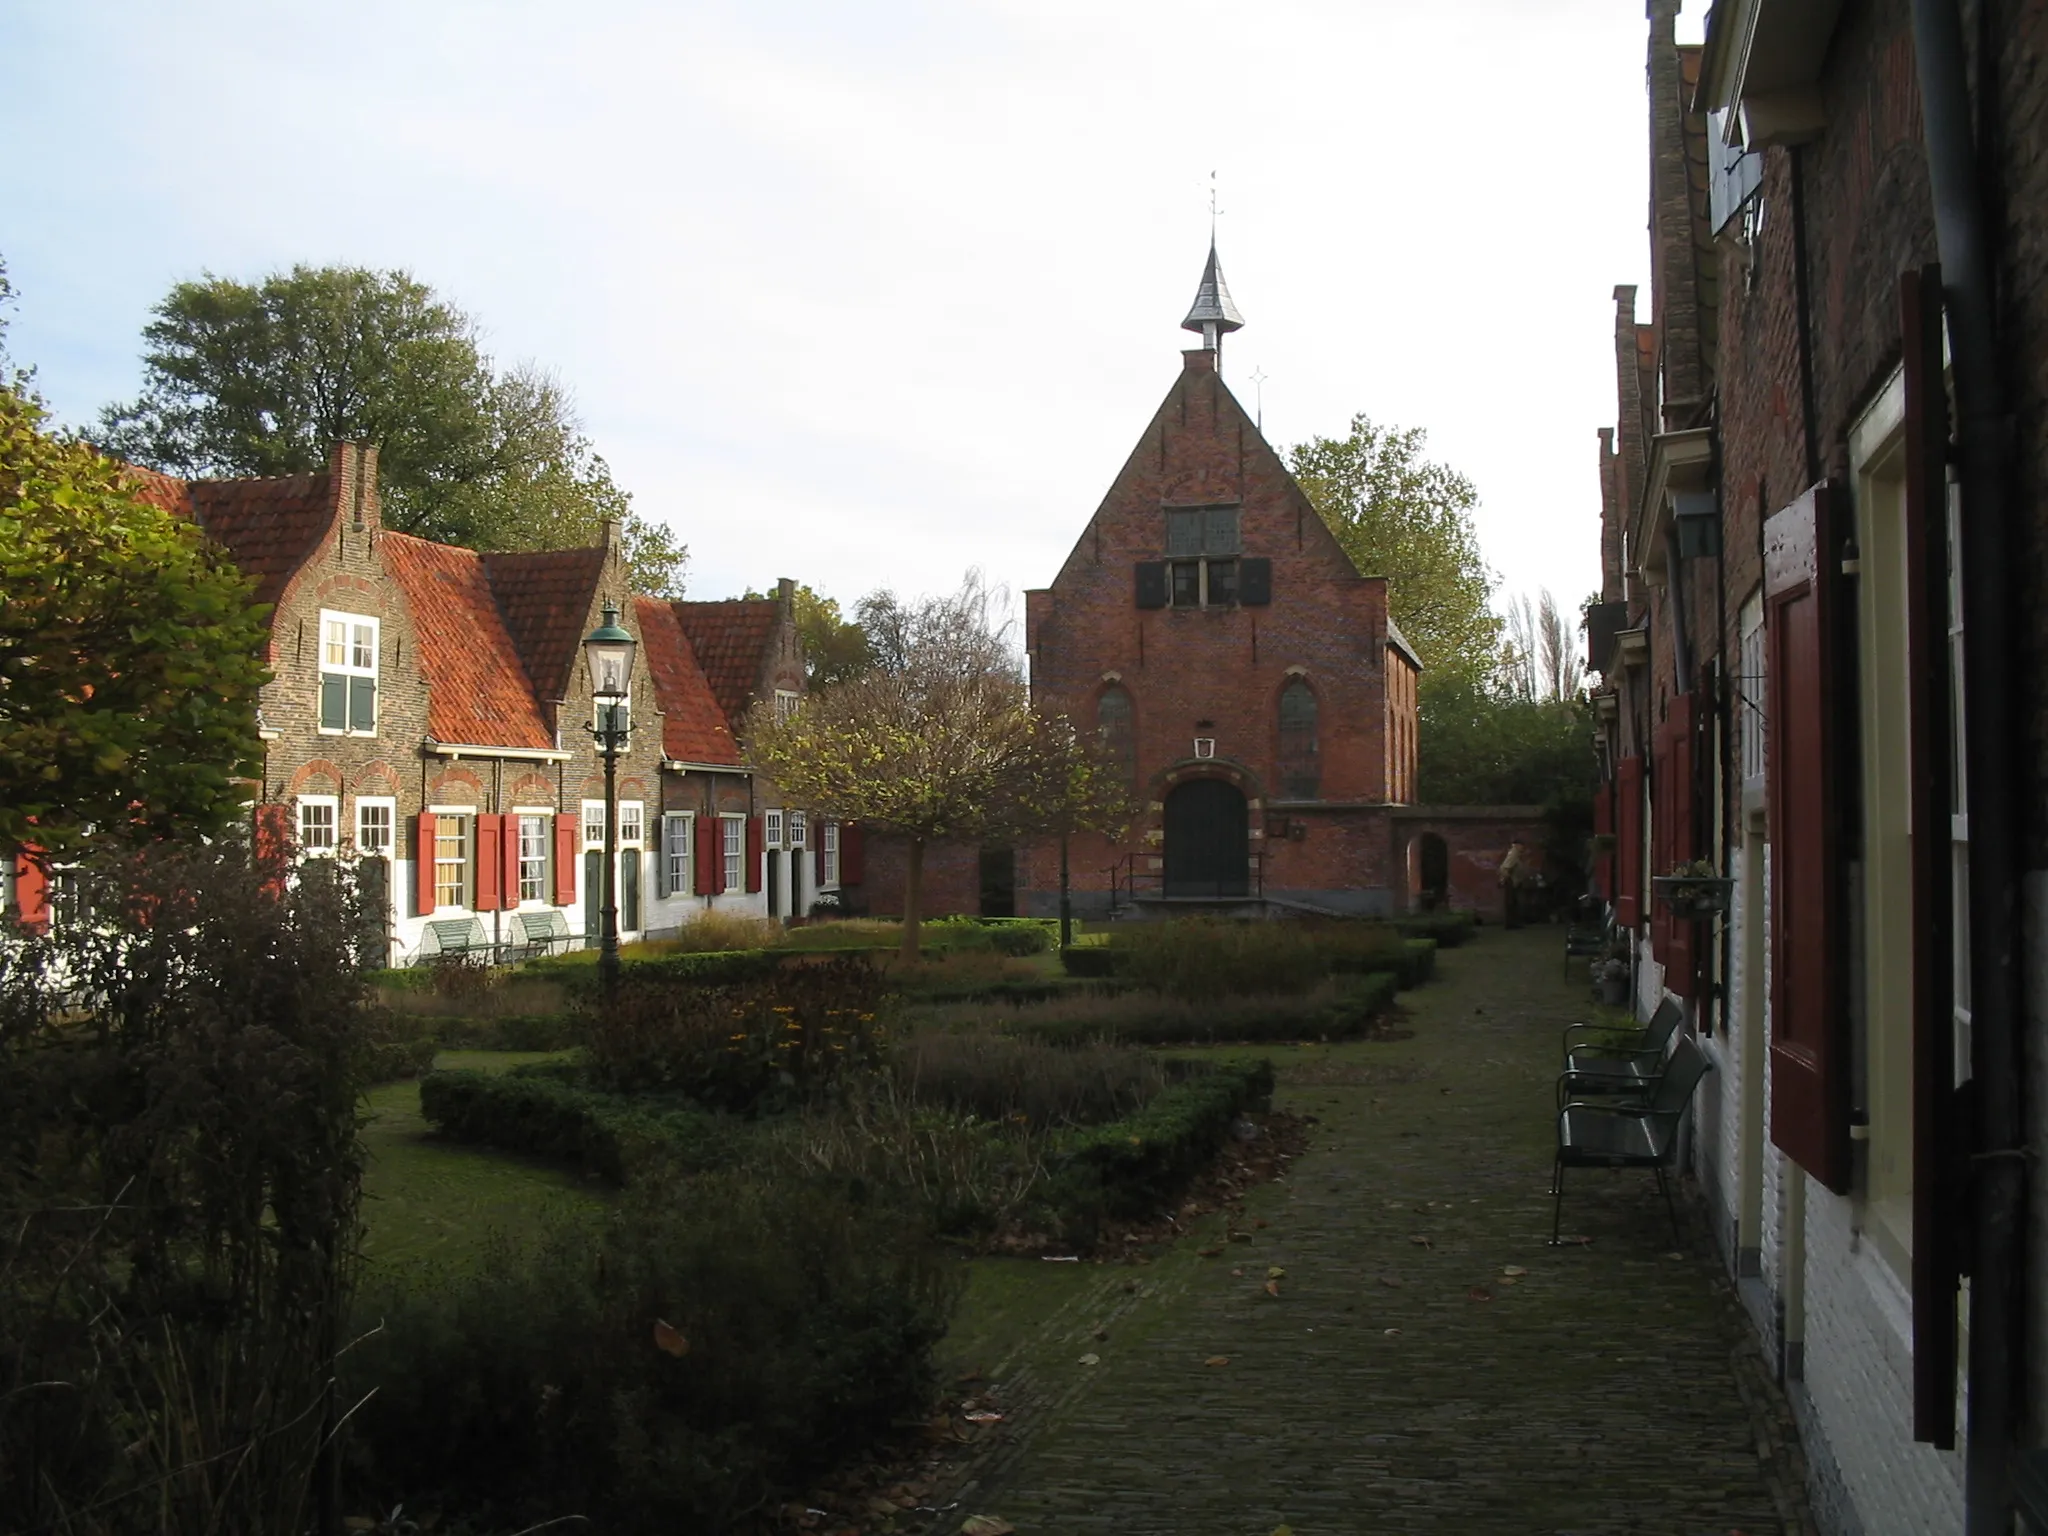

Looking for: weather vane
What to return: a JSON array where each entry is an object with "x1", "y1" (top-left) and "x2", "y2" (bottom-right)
[{"x1": 1208, "y1": 170, "x2": 1223, "y2": 238}]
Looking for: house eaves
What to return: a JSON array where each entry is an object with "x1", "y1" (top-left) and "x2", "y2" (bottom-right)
[{"x1": 1634, "y1": 427, "x2": 1715, "y2": 586}]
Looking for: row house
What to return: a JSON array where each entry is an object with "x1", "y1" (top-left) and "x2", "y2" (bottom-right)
[
  {"x1": 1589, "y1": 2, "x2": 2048, "y2": 1531},
  {"x1": 8, "y1": 442, "x2": 844, "y2": 959}
]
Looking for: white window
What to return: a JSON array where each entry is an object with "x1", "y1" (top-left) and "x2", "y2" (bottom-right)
[
  {"x1": 356, "y1": 798, "x2": 395, "y2": 856},
  {"x1": 1739, "y1": 595, "x2": 1766, "y2": 788},
  {"x1": 618, "y1": 802, "x2": 644, "y2": 845},
  {"x1": 787, "y1": 810, "x2": 807, "y2": 849},
  {"x1": 517, "y1": 814, "x2": 549, "y2": 903},
  {"x1": 774, "y1": 689, "x2": 801, "y2": 722},
  {"x1": 318, "y1": 610, "x2": 379, "y2": 735},
  {"x1": 583, "y1": 801, "x2": 607, "y2": 848},
  {"x1": 297, "y1": 796, "x2": 338, "y2": 855},
  {"x1": 433, "y1": 815, "x2": 469, "y2": 910},
  {"x1": 764, "y1": 809, "x2": 784, "y2": 850},
  {"x1": 664, "y1": 813, "x2": 693, "y2": 896},
  {"x1": 822, "y1": 821, "x2": 841, "y2": 887},
  {"x1": 721, "y1": 815, "x2": 744, "y2": 894}
]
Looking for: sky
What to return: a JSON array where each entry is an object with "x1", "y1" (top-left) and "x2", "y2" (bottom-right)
[{"x1": 1, "y1": 0, "x2": 1704, "y2": 623}]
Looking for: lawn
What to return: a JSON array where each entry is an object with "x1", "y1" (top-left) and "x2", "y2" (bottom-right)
[{"x1": 358, "y1": 1048, "x2": 605, "y2": 1277}]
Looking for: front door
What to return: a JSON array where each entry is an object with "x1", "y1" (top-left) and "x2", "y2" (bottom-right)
[{"x1": 1163, "y1": 779, "x2": 1249, "y2": 898}]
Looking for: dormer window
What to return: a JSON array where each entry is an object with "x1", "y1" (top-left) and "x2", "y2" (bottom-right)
[{"x1": 319, "y1": 611, "x2": 378, "y2": 734}]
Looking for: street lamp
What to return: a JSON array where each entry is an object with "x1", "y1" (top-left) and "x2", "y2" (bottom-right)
[{"x1": 583, "y1": 602, "x2": 637, "y2": 1000}]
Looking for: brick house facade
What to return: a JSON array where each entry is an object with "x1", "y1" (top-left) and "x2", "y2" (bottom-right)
[{"x1": 1588, "y1": 2, "x2": 2048, "y2": 1528}]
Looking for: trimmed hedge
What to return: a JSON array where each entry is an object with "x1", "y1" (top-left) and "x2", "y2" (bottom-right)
[
  {"x1": 395, "y1": 1012, "x2": 579, "y2": 1051},
  {"x1": 1060, "y1": 945, "x2": 1125, "y2": 979},
  {"x1": 419, "y1": 1068, "x2": 748, "y2": 1184},
  {"x1": 1040, "y1": 1057, "x2": 1274, "y2": 1234},
  {"x1": 520, "y1": 946, "x2": 797, "y2": 991},
  {"x1": 363, "y1": 1036, "x2": 439, "y2": 1084},
  {"x1": 1395, "y1": 911, "x2": 1477, "y2": 948},
  {"x1": 1002, "y1": 972, "x2": 1397, "y2": 1048}
]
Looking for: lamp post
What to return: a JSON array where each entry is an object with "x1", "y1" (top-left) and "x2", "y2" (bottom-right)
[{"x1": 583, "y1": 602, "x2": 637, "y2": 1001}]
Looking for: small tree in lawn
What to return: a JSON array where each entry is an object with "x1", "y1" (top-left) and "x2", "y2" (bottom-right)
[{"x1": 746, "y1": 575, "x2": 1129, "y2": 959}]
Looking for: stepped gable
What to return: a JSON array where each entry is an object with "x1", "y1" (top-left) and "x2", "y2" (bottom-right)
[
  {"x1": 185, "y1": 471, "x2": 334, "y2": 610},
  {"x1": 635, "y1": 597, "x2": 741, "y2": 766},
  {"x1": 381, "y1": 533, "x2": 553, "y2": 751},
  {"x1": 483, "y1": 546, "x2": 612, "y2": 708},
  {"x1": 674, "y1": 598, "x2": 781, "y2": 726}
]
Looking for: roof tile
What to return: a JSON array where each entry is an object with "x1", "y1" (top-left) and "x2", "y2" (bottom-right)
[
  {"x1": 636, "y1": 597, "x2": 741, "y2": 765},
  {"x1": 181, "y1": 472, "x2": 334, "y2": 610},
  {"x1": 381, "y1": 533, "x2": 555, "y2": 750},
  {"x1": 675, "y1": 599, "x2": 781, "y2": 725},
  {"x1": 483, "y1": 548, "x2": 612, "y2": 706}
]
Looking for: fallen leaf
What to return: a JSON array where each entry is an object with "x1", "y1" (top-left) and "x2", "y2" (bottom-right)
[
  {"x1": 1273, "y1": 1527, "x2": 1296, "y2": 1536},
  {"x1": 1665, "y1": 1251, "x2": 1685, "y2": 1261},
  {"x1": 963, "y1": 1410, "x2": 1003, "y2": 1424},
  {"x1": 1197, "y1": 1245, "x2": 1223, "y2": 1258},
  {"x1": 1378, "y1": 1274, "x2": 1403, "y2": 1288},
  {"x1": 653, "y1": 1319, "x2": 690, "y2": 1357},
  {"x1": 1230, "y1": 1267, "x2": 1244, "y2": 1277},
  {"x1": 1092, "y1": 1327, "x2": 1109, "y2": 1341},
  {"x1": 1266, "y1": 1266, "x2": 1287, "y2": 1280},
  {"x1": 1502, "y1": 1265, "x2": 1529, "y2": 1277},
  {"x1": 1468, "y1": 1287, "x2": 1493, "y2": 1302},
  {"x1": 1263, "y1": 1279, "x2": 1281, "y2": 1297},
  {"x1": 1499, "y1": 1275, "x2": 1520, "y2": 1286},
  {"x1": 1205, "y1": 1355, "x2": 1230, "y2": 1367},
  {"x1": 1410, "y1": 1235, "x2": 1434, "y2": 1249},
  {"x1": 1383, "y1": 1327, "x2": 1402, "y2": 1337},
  {"x1": 1254, "y1": 1217, "x2": 1270, "y2": 1229},
  {"x1": 1230, "y1": 1231, "x2": 1253, "y2": 1243},
  {"x1": 1077, "y1": 1353, "x2": 1100, "y2": 1366},
  {"x1": 960, "y1": 1519, "x2": 1017, "y2": 1536}
]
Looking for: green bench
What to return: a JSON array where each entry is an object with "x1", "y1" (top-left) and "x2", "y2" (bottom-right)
[
  {"x1": 507, "y1": 909, "x2": 572, "y2": 958},
  {"x1": 414, "y1": 916, "x2": 491, "y2": 965}
]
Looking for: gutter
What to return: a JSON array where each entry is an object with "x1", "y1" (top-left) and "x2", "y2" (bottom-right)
[
  {"x1": 661, "y1": 759, "x2": 751, "y2": 775},
  {"x1": 423, "y1": 741, "x2": 571, "y2": 763},
  {"x1": 1908, "y1": 3, "x2": 2025, "y2": 1530}
]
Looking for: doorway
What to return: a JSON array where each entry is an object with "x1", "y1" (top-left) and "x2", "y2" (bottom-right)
[
  {"x1": 1163, "y1": 779, "x2": 1249, "y2": 897},
  {"x1": 979, "y1": 847, "x2": 1016, "y2": 917},
  {"x1": 1418, "y1": 833, "x2": 1449, "y2": 910}
]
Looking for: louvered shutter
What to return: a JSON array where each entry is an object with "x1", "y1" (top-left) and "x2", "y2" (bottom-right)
[
  {"x1": 1766, "y1": 482, "x2": 1851, "y2": 1194},
  {"x1": 475, "y1": 814, "x2": 503, "y2": 911},
  {"x1": 320, "y1": 674, "x2": 346, "y2": 730},
  {"x1": 553, "y1": 813, "x2": 578, "y2": 906},
  {"x1": 694, "y1": 815, "x2": 721, "y2": 896},
  {"x1": 840, "y1": 822, "x2": 865, "y2": 886},
  {"x1": 1614, "y1": 755, "x2": 1645, "y2": 926},
  {"x1": 745, "y1": 816, "x2": 764, "y2": 893},
  {"x1": 414, "y1": 813, "x2": 438, "y2": 915},
  {"x1": 502, "y1": 816, "x2": 522, "y2": 906},
  {"x1": 1592, "y1": 784, "x2": 1614, "y2": 900},
  {"x1": 13, "y1": 848, "x2": 48, "y2": 930},
  {"x1": 1134, "y1": 562, "x2": 1167, "y2": 609},
  {"x1": 1239, "y1": 557, "x2": 1272, "y2": 606},
  {"x1": 349, "y1": 675, "x2": 377, "y2": 732}
]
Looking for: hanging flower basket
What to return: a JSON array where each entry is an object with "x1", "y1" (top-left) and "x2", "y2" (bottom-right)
[{"x1": 1652, "y1": 873, "x2": 1734, "y2": 918}]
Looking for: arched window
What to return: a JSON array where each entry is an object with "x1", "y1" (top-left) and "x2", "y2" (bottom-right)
[
  {"x1": 1278, "y1": 678, "x2": 1319, "y2": 799},
  {"x1": 1097, "y1": 685, "x2": 1136, "y2": 787}
]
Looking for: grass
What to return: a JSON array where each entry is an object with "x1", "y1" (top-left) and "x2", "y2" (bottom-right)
[{"x1": 358, "y1": 1048, "x2": 605, "y2": 1278}]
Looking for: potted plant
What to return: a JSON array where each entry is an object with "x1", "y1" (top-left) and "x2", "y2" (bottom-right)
[
  {"x1": 1652, "y1": 858, "x2": 1734, "y2": 918},
  {"x1": 1592, "y1": 955, "x2": 1630, "y2": 1007}
]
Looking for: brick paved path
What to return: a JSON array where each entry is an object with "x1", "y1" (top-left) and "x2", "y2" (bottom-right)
[{"x1": 926, "y1": 927, "x2": 1817, "y2": 1536}]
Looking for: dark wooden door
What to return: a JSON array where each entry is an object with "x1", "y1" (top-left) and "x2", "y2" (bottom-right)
[{"x1": 1164, "y1": 779, "x2": 1249, "y2": 897}]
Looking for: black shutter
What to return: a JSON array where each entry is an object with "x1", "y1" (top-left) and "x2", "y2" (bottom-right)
[
  {"x1": 348, "y1": 675, "x2": 377, "y2": 732},
  {"x1": 320, "y1": 673, "x2": 346, "y2": 730},
  {"x1": 1135, "y1": 561, "x2": 1167, "y2": 609},
  {"x1": 1239, "y1": 558, "x2": 1272, "y2": 605}
]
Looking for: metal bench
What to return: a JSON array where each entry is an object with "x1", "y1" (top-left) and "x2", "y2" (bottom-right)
[
  {"x1": 414, "y1": 916, "x2": 491, "y2": 965},
  {"x1": 507, "y1": 909, "x2": 572, "y2": 959},
  {"x1": 1556, "y1": 996, "x2": 1685, "y2": 1106},
  {"x1": 1551, "y1": 1035, "x2": 1713, "y2": 1245}
]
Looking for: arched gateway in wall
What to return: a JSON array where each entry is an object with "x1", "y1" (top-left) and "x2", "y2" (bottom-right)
[{"x1": 1163, "y1": 778, "x2": 1250, "y2": 898}]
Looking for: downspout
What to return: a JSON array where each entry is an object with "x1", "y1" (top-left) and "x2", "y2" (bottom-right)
[{"x1": 1908, "y1": 2, "x2": 2024, "y2": 1530}]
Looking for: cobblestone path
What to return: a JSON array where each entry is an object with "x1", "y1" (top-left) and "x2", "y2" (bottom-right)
[{"x1": 925, "y1": 927, "x2": 1817, "y2": 1536}]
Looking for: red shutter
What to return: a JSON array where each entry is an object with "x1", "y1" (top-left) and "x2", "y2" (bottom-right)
[
  {"x1": 1592, "y1": 785, "x2": 1614, "y2": 900},
  {"x1": 13, "y1": 847, "x2": 48, "y2": 931},
  {"x1": 255, "y1": 803, "x2": 293, "y2": 900},
  {"x1": 840, "y1": 821, "x2": 865, "y2": 886},
  {"x1": 1655, "y1": 693, "x2": 1700, "y2": 998},
  {"x1": 1766, "y1": 482, "x2": 1851, "y2": 1194},
  {"x1": 694, "y1": 815, "x2": 721, "y2": 896},
  {"x1": 1613, "y1": 756, "x2": 1644, "y2": 927},
  {"x1": 415, "y1": 813, "x2": 438, "y2": 915},
  {"x1": 553, "y1": 814, "x2": 578, "y2": 906},
  {"x1": 475, "y1": 813, "x2": 503, "y2": 911},
  {"x1": 502, "y1": 815, "x2": 522, "y2": 906},
  {"x1": 745, "y1": 815, "x2": 764, "y2": 893}
]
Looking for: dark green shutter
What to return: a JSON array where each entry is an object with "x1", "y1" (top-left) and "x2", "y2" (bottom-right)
[
  {"x1": 1240, "y1": 558, "x2": 1272, "y2": 605},
  {"x1": 348, "y1": 675, "x2": 377, "y2": 732},
  {"x1": 623, "y1": 848, "x2": 642, "y2": 931},
  {"x1": 320, "y1": 673, "x2": 346, "y2": 730},
  {"x1": 1135, "y1": 561, "x2": 1167, "y2": 609}
]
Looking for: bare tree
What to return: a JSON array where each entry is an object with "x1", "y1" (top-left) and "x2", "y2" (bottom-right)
[{"x1": 1499, "y1": 588, "x2": 1583, "y2": 702}]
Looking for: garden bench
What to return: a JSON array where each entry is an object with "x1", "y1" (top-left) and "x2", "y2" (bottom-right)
[
  {"x1": 1563, "y1": 921, "x2": 1609, "y2": 978},
  {"x1": 1557, "y1": 996, "x2": 1683, "y2": 1105},
  {"x1": 507, "y1": 909, "x2": 572, "y2": 959},
  {"x1": 1551, "y1": 1035, "x2": 1712, "y2": 1245},
  {"x1": 414, "y1": 916, "x2": 492, "y2": 966}
]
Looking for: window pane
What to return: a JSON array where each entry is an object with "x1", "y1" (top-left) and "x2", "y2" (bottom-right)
[
  {"x1": 325, "y1": 619, "x2": 347, "y2": 666},
  {"x1": 352, "y1": 623, "x2": 375, "y2": 670},
  {"x1": 788, "y1": 810, "x2": 807, "y2": 848},
  {"x1": 434, "y1": 818, "x2": 467, "y2": 908},
  {"x1": 1202, "y1": 506, "x2": 1240, "y2": 554},
  {"x1": 823, "y1": 823, "x2": 840, "y2": 885},
  {"x1": 765, "y1": 810, "x2": 783, "y2": 849},
  {"x1": 1171, "y1": 561, "x2": 1201, "y2": 606},
  {"x1": 619, "y1": 803, "x2": 643, "y2": 844},
  {"x1": 667, "y1": 816, "x2": 691, "y2": 893},
  {"x1": 299, "y1": 801, "x2": 335, "y2": 850},
  {"x1": 1097, "y1": 685, "x2": 1136, "y2": 786},
  {"x1": 1207, "y1": 559, "x2": 1238, "y2": 606},
  {"x1": 519, "y1": 815, "x2": 547, "y2": 902},
  {"x1": 358, "y1": 803, "x2": 393, "y2": 854},
  {"x1": 584, "y1": 805, "x2": 606, "y2": 845},
  {"x1": 722, "y1": 818, "x2": 743, "y2": 892},
  {"x1": 1166, "y1": 509, "x2": 1202, "y2": 556}
]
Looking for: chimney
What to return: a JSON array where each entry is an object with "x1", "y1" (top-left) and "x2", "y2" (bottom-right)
[
  {"x1": 331, "y1": 441, "x2": 381, "y2": 531},
  {"x1": 1182, "y1": 348, "x2": 1217, "y2": 372},
  {"x1": 777, "y1": 576, "x2": 796, "y2": 615}
]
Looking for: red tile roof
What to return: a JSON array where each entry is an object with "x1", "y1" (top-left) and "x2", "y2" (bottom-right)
[
  {"x1": 636, "y1": 597, "x2": 741, "y2": 765},
  {"x1": 675, "y1": 598, "x2": 780, "y2": 726},
  {"x1": 382, "y1": 533, "x2": 555, "y2": 750},
  {"x1": 483, "y1": 547, "x2": 612, "y2": 706},
  {"x1": 120, "y1": 464, "x2": 194, "y2": 518},
  {"x1": 190, "y1": 473, "x2": 336, "y2": 610}
]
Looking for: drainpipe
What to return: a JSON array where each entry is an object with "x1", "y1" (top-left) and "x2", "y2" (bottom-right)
[{"x1": 1909, "y1": 2, "x2": 2024, "y2": 1530}]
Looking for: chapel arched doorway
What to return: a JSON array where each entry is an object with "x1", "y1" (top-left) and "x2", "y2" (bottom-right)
[
  {"x1": 1163, "y1": 779, "x2": 1250, "y2": 898},
  {"x1": 1418, "y1": 832, "x2": 1450, "y2": 910}
]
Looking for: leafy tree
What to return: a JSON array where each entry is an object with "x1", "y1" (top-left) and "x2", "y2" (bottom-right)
[
  {"x1": 745, "y1": 575, "x2": 1128, "y2": 958},
  {"x1": 742, "y1": 582, "x2": 874, "y2": 691},
  {"x1": 0, "y1": 253, "x2": 33, "y2": 397},
  {"x1": 0, "y1": 387, "x2": 270, "y2": 859},
  {"x1": 1289, "y1": 414, "x2": 1500, "y2": 688},
  {"x1": 97, "y1": 264, "x2": 687, "y2": 593}
]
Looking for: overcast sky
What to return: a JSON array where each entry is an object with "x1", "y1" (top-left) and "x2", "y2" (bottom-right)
[{"x1": 2, "y1": 0, "x2": 1703, "y2": 624}]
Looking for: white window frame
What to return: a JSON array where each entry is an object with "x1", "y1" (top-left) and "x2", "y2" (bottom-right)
[
  {"x1": 513, "y1": 809, "x2": 552, "y2": 905},
  {"x1": 764, "y1": 808, "x2": 784, "y2": 850},
  {"x1": 821, "y1": 821, "x2": 841, "y2": 888},
  {"x1": 663, "y1": 812, "x2": 694, "y2": 897},
  {"x1": 355, "y1": 796, "x2": 396, "y2": 858},
  {"x1": 721, "y1": 814, "x2": 745, "y2": 894},
  {"x1": 318, "y1": 610, "x2": 380, "y2": 737},
  {"x1": 297, "y1": 795, "x2": 339, "y2": 857},
  {"x1": 582, "y1": 800, "x2": 608, "y2": 849},
  {"x1": 618, "y1": 801, "x2": 645, "y2": 847},
  {"x1": 787, "y1": 810, "x2": 807, "y2": 849},
  {"x1": 431, "y1": 811, "x2": 471, "y2": 913},
  {"x1": 774, "y1": 689, "x2": 801, "y2": 722}
]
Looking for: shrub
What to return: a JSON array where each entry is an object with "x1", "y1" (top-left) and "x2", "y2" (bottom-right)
[
  {"x1": 1401, "y1": 937, "x2": 1438, "y2": 985},
  {"x1": 343, "y1": 1170, "x2": 961, "y2": 1533},
  {"x1": 895, "y1": 1028, "x2": 1165, "y2": 1127},
  {"x1": 420, "y1": 1067, "x2": 748, "y2": 1183},
  {"x1": 1396, "y1": 910, "x2": 1477, "y2": 947},
  {"x1": 663, "y1": 908, "x2": 783, "y2": 953},
  {"x1": 917, "y1": 974, "x2": 1398, "y2": 1047},
  {"x1": 985, "y1": 921, "x2": 1054, "y2": 956},
  {"x1": 1113, "y1": 919, "x2": 1327, "y2": 999},
  {"x1": 1059, "y1": 943, "x2": 1124, "y2": 979}
]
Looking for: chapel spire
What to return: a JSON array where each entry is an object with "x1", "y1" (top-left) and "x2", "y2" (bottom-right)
[{"x1": 1180, "y1": 240, "x2": 1245, "y2": 361}]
